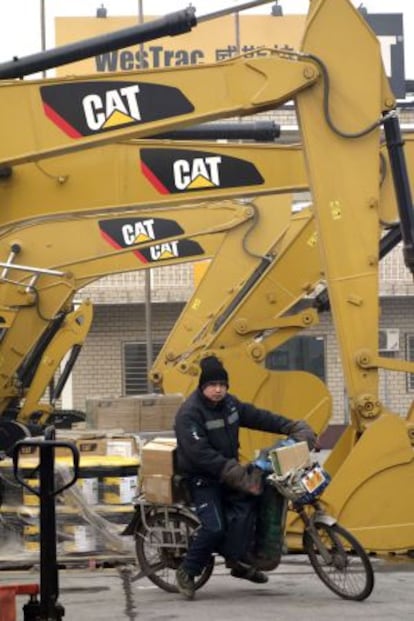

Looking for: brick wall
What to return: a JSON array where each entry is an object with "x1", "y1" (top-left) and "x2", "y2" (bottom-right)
[{"x1": 72, "y1": 302, "x2": 185, "y2": 410}]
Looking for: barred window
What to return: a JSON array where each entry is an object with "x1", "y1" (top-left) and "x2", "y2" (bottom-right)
[
  {"x1": 123, "y1": 342, "x2": 163, "y2": 395},
  {"x1": 406, "y1": 335, "x2": 414, "y2": 391},
  {"x1": 265, "y1": 335, "x2": 326, "y2": 382}
]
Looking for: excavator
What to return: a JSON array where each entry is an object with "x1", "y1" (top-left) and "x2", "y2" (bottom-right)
[
  {"x1": 2, "y1": 133, "x2": 410, "y2": 439},
  {"x1": 0, "y1": 0, "x2": 413, "y2": 554}
]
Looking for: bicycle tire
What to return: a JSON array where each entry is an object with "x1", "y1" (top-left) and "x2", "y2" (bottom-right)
[
  {"x1": 303, "y1": 522, "x2": 374, "y2": 601},
  {"x1": 135, "y1": 508, "x2": 214, "y2": 593}
]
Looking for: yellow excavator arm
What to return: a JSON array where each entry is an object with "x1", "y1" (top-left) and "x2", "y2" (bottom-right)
[
  {"x1": 0, "y1": 198, "x2": 256, "y2": 416},
  {"x1": 0, "y1": 140, "x2": 306, "y2": 228},
  {"x1": 16, "y1": 301, "x2": 94, "y2": 422},
  {"x1": 0, "y1": 54, "x2": 318, "y2": 167}
]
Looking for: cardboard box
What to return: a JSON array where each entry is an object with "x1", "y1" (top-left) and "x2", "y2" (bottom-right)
[
  {"x1": 270, "y1": 441, "x2": 311, "y2": 476},
  {"x1": 62, "y1": 524, "x2": 96, "y2": 554},
  {"x1": 106, "y1": 438, "x2": 138, "y2": 458},
  {"x1": 17, "y1": 434, "x2": 139, "y2": 459},
  {"x1": 140, "y1": 437, "x2": 177, "y2": 476},
  {"x1": 16, "y1": 443, "x2": 78, "y2": 459},
  {"x1": 139, "y1": 408, "x2": 177, "y2": 433},
  {"x1": 76, "y1": 437, "x2": 138, "y2": 458},
  {"x1": 85, "y1": 394, "x2": 183, "y2": 432},
  {"x1": 103, "y1": 475, "x2": 137, "y2": 504},
  {"x1": 142, "y1": 475, "x2": 174, "y2": 504},
  {"x1": 77, "y1": 477, "x2": 99, "y2": 505},
  {"x1": 76, "y1": 438, "x2": 107, "y2": 456}
]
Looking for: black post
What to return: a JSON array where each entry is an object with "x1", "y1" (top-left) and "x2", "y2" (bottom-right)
[
  {"x1": 13, "y1": 435, "x2": 80, "y2": 620},
  {"x1": 383, "y1": 113, "x2": 414, "y2": 275},
  {"x1": 38, "y1": 434, "x2": 64, "y2": 620}
]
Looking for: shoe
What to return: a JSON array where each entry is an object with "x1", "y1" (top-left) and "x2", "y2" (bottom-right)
[
  {"x1": 176, "y1": 565, "x2": 196, "y2": 600},
  {"x1": 230, "y1": 563, "x2": 269, "y2": 584}
]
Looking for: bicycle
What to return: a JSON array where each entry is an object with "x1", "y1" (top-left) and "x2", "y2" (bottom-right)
[{"x1": 123, "y1": 448, "x2": 374, "y2": 601}]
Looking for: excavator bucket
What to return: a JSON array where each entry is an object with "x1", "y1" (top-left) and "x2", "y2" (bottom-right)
[{"x1": 287, "y1": 415, "x2": 414, "y2": 553}]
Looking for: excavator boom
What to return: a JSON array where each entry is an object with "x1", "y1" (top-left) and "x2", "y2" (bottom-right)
[
  {"x1": 0, "y1": 140, "x2": 306, "y2": 228},
  {"x1": 0, "y1": 53, "x2": 318, "y2": 167}
]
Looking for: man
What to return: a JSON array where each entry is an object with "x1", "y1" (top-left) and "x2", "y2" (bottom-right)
[{"x1": 174, "y1": 355, "x2": 317, "y2": 600}]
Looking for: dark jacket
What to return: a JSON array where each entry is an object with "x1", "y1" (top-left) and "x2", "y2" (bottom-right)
[{"x1": 174, "y1": 388, "x2": 296, "y2": 479}]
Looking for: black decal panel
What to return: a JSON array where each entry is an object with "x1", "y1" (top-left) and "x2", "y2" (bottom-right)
[
  {"x1": 41, "y1": 81, "x2": 194, "y2": 138},
  {"x1": 98, "y1": 217, "x2": 204, "y2": 263},
  {"x1": 141, "y1": 148, "x2": 264, "y2": 194}
]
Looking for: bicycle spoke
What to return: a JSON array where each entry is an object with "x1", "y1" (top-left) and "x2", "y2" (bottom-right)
[
  {"x1": 303, "y1": 522, "x2": 374, "y2": 601},
  {"x1": 134, "y1": 509, "x2": 214, "y2": 593}
]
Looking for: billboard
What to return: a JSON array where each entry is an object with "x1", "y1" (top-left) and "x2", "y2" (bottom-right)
[
  {"x1": 55, "y1": 12, "x2": 405, "y2": 97},
  {"x1": 55, "y1": 15, "x2": 306, "y2": 74}
]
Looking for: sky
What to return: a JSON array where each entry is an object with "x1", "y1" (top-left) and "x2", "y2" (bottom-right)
[{"x1": 0, "y1": 0, "x2": 412, "y2": 77}]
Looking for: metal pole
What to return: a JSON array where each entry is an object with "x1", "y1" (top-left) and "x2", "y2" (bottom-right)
[
  {"x1": 138, "y1": 0, "x2": 145, "y2": 67},
  {"x1": 138, "y1": 0, "x2": 154, "y2": 393},
  {"x1": 198, "y1": 0, "x2": 275, "y2": 24},
  {"x1": 144, "y1": 271, "x2": 153, "y2": 393},
  {"x1": 235, "y1": 12, "x2": 241, "y2": 55},
  {"x1": 40, "y1": 0, "x2": 46, "y2": 78},
  {"x1": 234, "y1": 9, "x2": 241, "y2": 123},
  {"x1": 0, "y1": 262, "x2": 65, "y2": 276}
]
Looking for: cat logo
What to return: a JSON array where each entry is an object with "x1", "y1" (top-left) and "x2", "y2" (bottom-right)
[
  {"x1": 121, "y1": 219, "x2": 180, "y2": 261},
  {"x1": 173, "y1": 156, "x2": 222, "y2": 190},
  {"x1": 149, "y1": 241, "x2": 180, "y2": 261},
  {"x1": 121, "y1": 218, "x2": 155, "y2": 245},
  {"x1": 98, "y1": 216, "x2": 205, "y2": 264},
  {"x1": 140, "y1": 148, "x2": 264, "y2": 194},
  {"x1": 83, "y1": 84, "x2": 141, "y2": 131},
  {"x1": 40, "y1": 82, "x2": 194, "y2": 138}
]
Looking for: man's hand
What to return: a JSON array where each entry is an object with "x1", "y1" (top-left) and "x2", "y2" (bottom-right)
[
  {"x1": 253, "y1": 458, "x2": 273, "y2": 473},
  {"x1": 220, "y1": 459, "x2": 263, "y2": 495},
  {"x1": 289, "y1": 420, "x2": 318, "y2": 450}
]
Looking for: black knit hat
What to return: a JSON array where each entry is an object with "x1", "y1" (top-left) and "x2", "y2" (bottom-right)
[{"x1": 198, "y1": 355, "x2": 229, "y2": 389}]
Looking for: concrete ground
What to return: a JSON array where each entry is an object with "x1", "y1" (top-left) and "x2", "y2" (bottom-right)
[{"x1": 1, "y1": 553, "x2": 413, "y2": 621}]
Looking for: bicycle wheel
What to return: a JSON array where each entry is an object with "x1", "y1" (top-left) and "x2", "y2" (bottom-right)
[
  {"x1": 135, "y1": 508, "x2": 214, "y2": 593},
  {"x1": 303, "y1": 522, "x2": 374, "y2": 601}
]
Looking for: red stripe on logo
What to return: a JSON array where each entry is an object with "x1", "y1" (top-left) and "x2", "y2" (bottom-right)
[
  {"x1": 100, "y1": 229, "x2": 148, "y2": 263},
  {"x1": 140, "y1": 160, "x2": 170, "y2": 194},
  {"x1": 43, "y1": 102, "x2": 82, "y2": 138}
]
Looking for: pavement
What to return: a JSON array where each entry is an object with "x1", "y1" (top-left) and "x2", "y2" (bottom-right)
[{"x1": 2, "y1": 553, "x2": 414, "y2": 621}]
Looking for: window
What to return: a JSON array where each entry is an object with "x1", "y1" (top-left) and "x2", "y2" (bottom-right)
[
  {"x1": 265, "y1": 335, "x2": 326, "y2": 381},
  {"x1": 123, "y1": 342, "x2": 163, "y2": 395},
  {"x1": 406, "y1": 334, "x2": 414, "y2": 391}
]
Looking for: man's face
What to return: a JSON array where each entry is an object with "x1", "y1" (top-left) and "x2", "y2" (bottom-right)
[{"x1": 202, "y1": 381, "x2": 228, "y2": 402}]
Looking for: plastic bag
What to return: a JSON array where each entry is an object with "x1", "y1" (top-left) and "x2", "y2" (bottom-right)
[{"x1": 251, "y1": 482, "x2": 286, "y2": 571}]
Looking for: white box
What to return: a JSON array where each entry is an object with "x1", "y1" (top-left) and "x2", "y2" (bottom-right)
[{"x1": 270, "y1": 441, "x2": 311, "y2": 476}]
